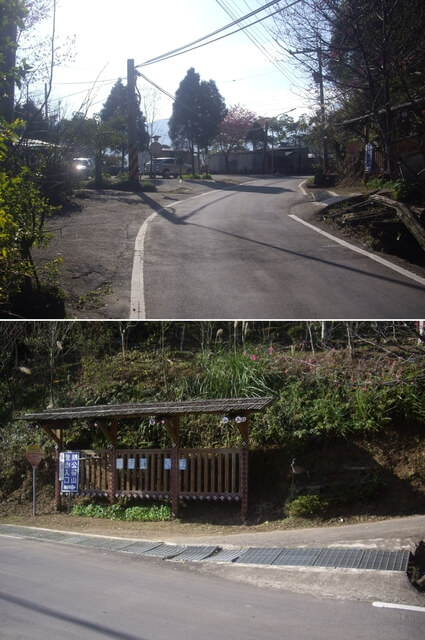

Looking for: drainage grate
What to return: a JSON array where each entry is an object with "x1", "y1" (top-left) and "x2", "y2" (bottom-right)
[
  {"x1": 171, "y1": 546, "x2": 218, "y2": 562},
  {"x1": 203, "y1": 548, "x2": 244, "y2": 563},
  {"x1": 77, "y1": 537, "x2": 136, "y2": 551},
  {"x1": 77, "y1": 536, "x2": 112, "y2": 548},
  {"x1": 142, "y1": 544, "x2": 186, "y2": 559},
  {"x1": 314, "y1": 547, "x2": 365, "y2": 569},
  {"x1": 0, "y1": 526, "x2": 411, "y2": 573},
  {"x1": 236, "y1": 547, "x2": 286, "y2": 565},
  {"x1": 358, "y1": 549, "x2": 410, "y2": 572},
  {"x1": 0, "y1": 526, "x2": 44, "y2": 538},
  {"x1": 61, "y1": 535, "x2": 94, "y2": 545},
  {"x1": 120, "y1": 541, "x2": 162, "y2": 554},
  {"x1": 273, "y1": 548, "x2": 323, "y2": 566},
  {"x1": 37, "y1": 531, "x2": 76, "y2": 542}
]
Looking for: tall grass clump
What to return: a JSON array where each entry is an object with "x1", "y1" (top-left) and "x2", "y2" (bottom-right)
[{"x1": 178, "y1": 346, "x2": 276, "y2": 399}]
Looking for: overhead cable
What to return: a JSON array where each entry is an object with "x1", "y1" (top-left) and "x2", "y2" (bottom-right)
[{"x1": 135, "y1": 0, "x2": 302, "y2": 69}]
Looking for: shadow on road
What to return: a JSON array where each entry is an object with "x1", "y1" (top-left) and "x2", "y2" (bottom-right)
[
  {"x1": 0, "y1": 591, "x2": 146, "y2": 640},
  {"x1": 138, "y1": 196, "x2": 425, "y2": 294}
]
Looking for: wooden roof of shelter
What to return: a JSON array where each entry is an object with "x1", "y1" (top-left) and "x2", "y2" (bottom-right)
[
  {"x1": 24, "y1": 397, "x2": 273, "y2": 424},
  {"x1": 24, "y1": 397, "x2": 274, "y2": 447}
]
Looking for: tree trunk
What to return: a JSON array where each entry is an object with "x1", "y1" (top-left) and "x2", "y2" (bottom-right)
[{"x1": 370, "y1": 194, "x2": 425, "y2": 252}]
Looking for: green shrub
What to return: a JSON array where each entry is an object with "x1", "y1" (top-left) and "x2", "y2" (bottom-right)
[
  {"x1": 124, "y1": 505, "x2": 171, "y2": 521},
  {"x1": 286, "y1": 494, "x2": 329, "y2": 518},
  {"x1": 71, "y1": 502, "x2": 172, "y2": 521}
]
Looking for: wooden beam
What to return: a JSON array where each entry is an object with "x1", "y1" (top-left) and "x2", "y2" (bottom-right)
[
  {"x1": 41, "y1": 425, "x2": 62, "y2": 447},
  {"x1": 163, "y1": 416, "x2": 180, "y2": 444},
  {"x1": 235, "y1": 414, "x2": 249, "y2": 443},
  {"x1": 94, "y1": 419, "x2": 118, "y2": 447}
]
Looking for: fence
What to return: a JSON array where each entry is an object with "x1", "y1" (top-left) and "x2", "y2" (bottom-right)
[{"x1": 76, "y1": 448, "x2": 242, "y2": 503}]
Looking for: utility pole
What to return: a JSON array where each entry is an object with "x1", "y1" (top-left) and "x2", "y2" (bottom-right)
[
  {"x1": 316, "y1": 47, "x2": 328, "y2": 174},
  {"x1": 127, "y1": 59, "x2": 139, "y2": 186},
  {"x1": 290, "y1": 46, "x2": 329, "y2": 174}
]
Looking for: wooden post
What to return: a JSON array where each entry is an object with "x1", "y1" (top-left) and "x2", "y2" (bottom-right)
[
  {"x1": 240, "y1": 442, "x2": 249, "y2": 522},
  {"x1": 237, "y1": 415, "x2": 249, "y2": 522},
  {"x1": 171, "y1": 441, "x2": 179, "y2": 518},
  {"x1": 54, "y1": 445, "x2": 61, "y2": 511},
  {"x1": 109, "y1": 448, "x2": 116, "y2": 505},
  {"x1": 165, "y1": 416, "x2": 180, "y2": 519}
]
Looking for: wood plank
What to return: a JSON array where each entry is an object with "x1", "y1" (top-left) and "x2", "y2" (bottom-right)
[
  {"x1": 157, "y1": 453, "x2": 162, "y2": 492},
  {"x1": 211, "y1": 452, "x2": 216, "y2": 493},
  {"x1": 190, "y1": 453, "x2": 195, "y2": 493},
  {"x1": 183, "y1": 455, "x2": 189, "y2": 492},
  {"x1": 197, "y1": 452, "x2": 202, "y2": 493},
  {"x1": 231, "y1": 452, "x2": 236, "y2": 493},
  {"x1": 150, "y1": 452, "x2": 155, "y2": 492},
  {"x1": 217, "y1": 453, "x2": 223, "y2": 493},
  {"x1": 204, "y1": 452, "x2": 209, "y2": 493}
]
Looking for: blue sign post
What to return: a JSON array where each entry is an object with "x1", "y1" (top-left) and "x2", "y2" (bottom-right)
[{"x1": 60, "y1": 451, "x2": 79, "y2": 493}]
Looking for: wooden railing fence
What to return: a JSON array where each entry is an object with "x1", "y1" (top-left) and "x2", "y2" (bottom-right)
[{"x1": 77, "y1": 448, "x2": 242, "y2": 502}]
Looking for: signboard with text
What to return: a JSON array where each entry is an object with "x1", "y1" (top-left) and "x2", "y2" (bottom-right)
[
  {"x1": 26, "y1": 445, "x2": 43, "y2": 467},
  {"x1": 61, "y1": 451, "x2": 79, "y2": 493}
]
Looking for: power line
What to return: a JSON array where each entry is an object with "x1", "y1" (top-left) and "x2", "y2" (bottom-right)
[
  {"x1": 216, "y1": 0, "x2": 303, "y2": 90},
  {"x1": 136, "y1": 0, "x2": 282, "y2": 68},
  {"x1": 135, "y1": 1, "x2": 303, "y2": 69}
]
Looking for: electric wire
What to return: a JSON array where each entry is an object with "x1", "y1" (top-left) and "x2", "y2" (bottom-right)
[
  {"x1": 42, "y1": 1, "x2": 306, "y2": 117},
  {"x1": 136, "y1": 0, "x2": 283, "y2": 68},
  {"x1": 135, "y1": 1, "x2": 303, "y2": 69},
  {"x1": 216, "y1": 0, "x2": 306, "y2": 92},
  {"x1": 217, "y1": 0, "x2": 289, "y2": 77}
]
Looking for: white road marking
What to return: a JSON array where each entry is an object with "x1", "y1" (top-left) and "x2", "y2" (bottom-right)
[
  {"x1": 129, "y1": 211, "x2": 157, "y2": 319},
  {"x1": 373, "y1": 602, "x2": 425, "y2": 613},
  {"x1": 288, "y1": 213, "x2": 425, "y2": 287},
  {"x1": 298, "y1": 180, "x2": 308, "y2": 196},
  {"x1": 129, "y1": 178, "x2": 270, "y2": 317}
]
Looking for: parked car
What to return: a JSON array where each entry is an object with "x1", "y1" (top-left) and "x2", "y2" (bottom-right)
[
  {"x1": 72, "y1": 157, "x2": 94, "y2": 178},
  {"x1": 144, "y1": 157, "x2": 192, "y2": 178}
]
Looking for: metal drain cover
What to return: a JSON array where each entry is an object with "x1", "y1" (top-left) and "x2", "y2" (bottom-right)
[
  {"x1": 236, "y1": 547, "x2": 286, "y2": 565},
  {"x1": 171, "y1": 546, "x2": 218, "y2": 562},
  {"x1": 142, "y1": 544, "x2": 186, "y2": 559},
  {"x1": 358, "y1": 549, "x2": 410, "y2": 572},
  {"x1": 273, "y1": 548, "x2": 323, "y2": 566},
  {"x1": 314, "y1": 547, "x2": 365, "y2": 569},
  {"x1": 203, "y1": 548, "x2": 244, "y2": 563},
  {"x1": 120, "y1": 541, "x2": 162, "y2": 554}
]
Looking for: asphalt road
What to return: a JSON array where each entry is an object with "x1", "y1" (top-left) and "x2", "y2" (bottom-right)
[
  {"x1": 1, "y1": 536, "x2": 423, "y2": 640},
  {"x1": 38, "y1": 177, "x2": 425, "y2": 319},
  {"x1": 132, "y1": 177, "x2": 425, "y2": 319}
]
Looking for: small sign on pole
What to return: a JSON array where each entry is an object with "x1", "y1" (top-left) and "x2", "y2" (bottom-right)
[
  {"x1": 61, "y1": 451, "x2": 79, "y2": 493},
  {"x1": 26, "y1": 446, "x2": 43, "y2": 516}
]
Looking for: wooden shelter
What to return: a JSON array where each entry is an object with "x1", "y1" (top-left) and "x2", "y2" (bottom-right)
[{"x1": 24, "y1": 397, "x2": 273, "y2": 519}]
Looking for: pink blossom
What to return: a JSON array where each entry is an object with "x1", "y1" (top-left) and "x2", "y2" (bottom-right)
[{"x1": 250, "y1": 355, "x2": 258, "y2": 361}]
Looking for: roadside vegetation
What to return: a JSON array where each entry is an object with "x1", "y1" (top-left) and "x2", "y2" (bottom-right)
[{"x1": 0, "y1": 321, "x2": 424, "y2": 525}]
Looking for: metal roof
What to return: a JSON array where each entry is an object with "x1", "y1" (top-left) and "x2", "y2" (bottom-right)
[{"x1": 23, "y1": 397, "x2": 274, "y2": 425}]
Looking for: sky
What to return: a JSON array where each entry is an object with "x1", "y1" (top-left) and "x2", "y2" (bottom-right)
[{"x1": 24, "y1": 0, "x2": 314, "y2": 128}]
